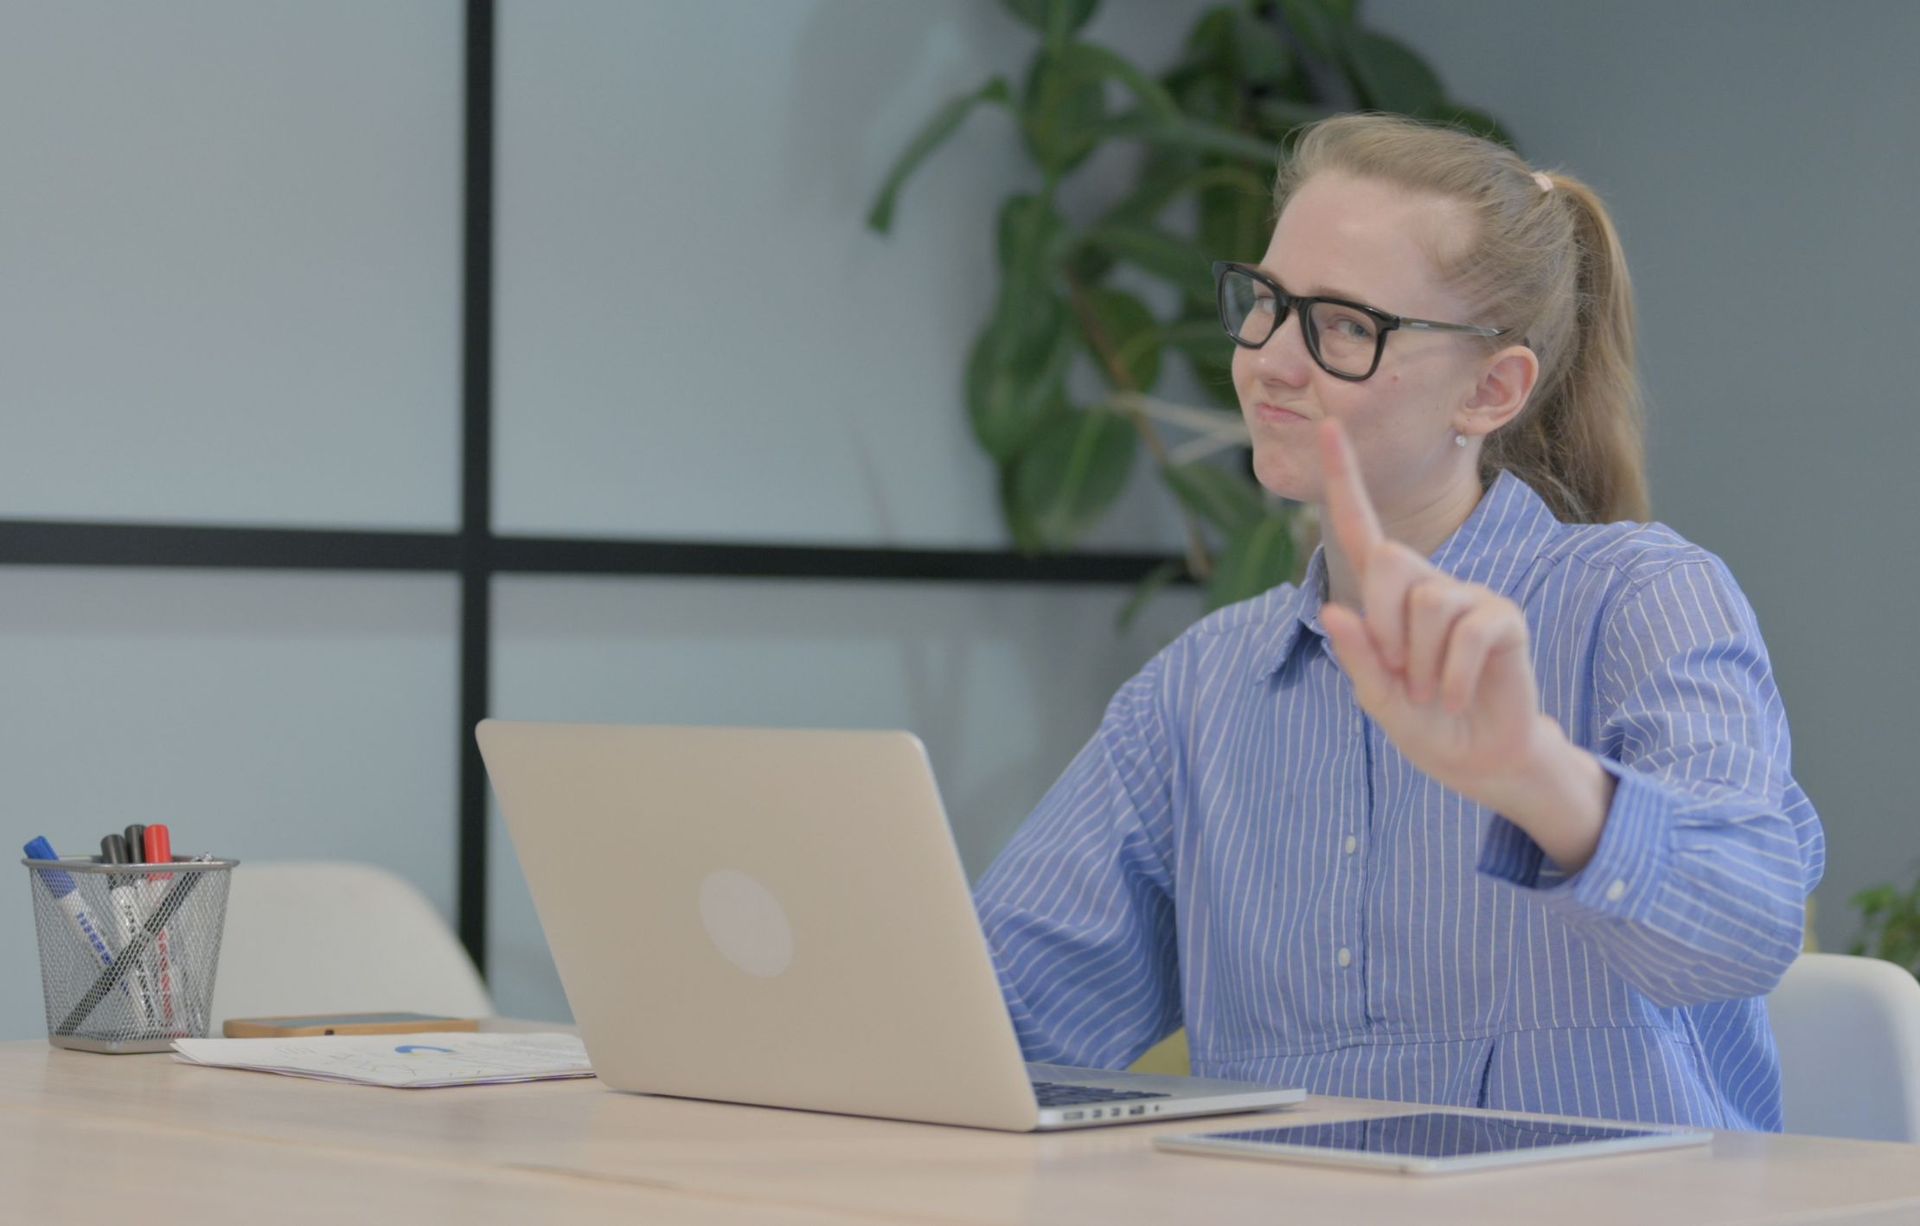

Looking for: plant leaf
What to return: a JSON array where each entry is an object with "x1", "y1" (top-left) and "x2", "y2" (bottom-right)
[
  {"x1": 1854, "y1": 885, "x2": 1897, "y2": 915},
  {"x1": 867, "y1": 77, "x2": 1012, "y2": 233},
  {"x1": 1068, "y1": 149, "x2": 1202, "y2": 282},
  {"x1": 1166, "y1": 62, "x2": 1239, "y2": 125},
  {"x1": 1176, "y1": 5, "x2": 1237, "y2": 82},
  {"x1": 1849, "y1": 878, "x2": 1920, "y2": 974},
  {"x1": 1206, "y1": 513, "x2": 1296, "y2": 608},
  {"x1": 997, "y1": 195, "x2": 1068, "y2": 274},
  {"x1": 1255, "y1": 96, "x2": 1328, "y2": 136},
  {"x1": 1080, "y1": 288, "x2": 1162, "y2": 390},
  {"x1": 1163, "y1": 317, "x2": 1239, "y2": 407},
  {"x1": 1021, "y1": 40, "x2": 1186, "y2": 175},
  {"x1": 1159, "y1": 319, "x2": 1226, "y2": 347},
  {"x1": 1175, "y1": 6, "x2": 1301, "y2": 108},
  {"x1": 999, "y1": 0, "x2": 1099, "y2": 41},
  {"x1": 1057, "y1": 40, "x2": 1180, "y2": 118},
  {"x1": 1100, "y1": 148, "x2": 1204, "y2": 229},
  {"x1": 1081, "y1": 223, "x2": 1212, "y2": 299},
  {"x1": 1069, "y1": 156, "x2": 1267, "y2": 287},
  {"x1": 1232, "y1": 7, "x2": 1294, "y2": 86},
  {"x1": 1010, "y1": 408, "x2": 1140, "y2": 550},
  {"x1": 1098, "y1": 111, "x2": 1281, "y2": 166},
  {"x1": 1341, "y1": 28, "x2": 1445, "y2": 116},
  {"x1": 966, "y1": 290, "x2": 1075, "y2": 461},
  {"x1": 998, "y1": 462, "x2": 1045, "y2": 554},
  {"x1": 1164, "y1": 462, "x2": 1265, "y2": 534},
  {"x1": 1117, "y1": 559, "x2": 1188, "y2": 632},
  {"x1": 1197, "y1": 176, "x2": 1270, "y2": 267},
  {"x1": 1277, "y1": 0, "x2": 1352, "y2": 64},
  {"x1": 1020, "y1": 49, "x2": 1108, "y2": 174}
]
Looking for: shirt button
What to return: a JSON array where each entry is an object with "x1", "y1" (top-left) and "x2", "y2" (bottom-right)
[
  {"x1": 1343, "y1": 836, "x2": 1358, "y2": 856},
  {"x1": 1605, "y1": 879, "x2": 1628, "y2": 903},
  {"x1": 1337, "y1": 947, "x2": 1353, "y2": 968}
]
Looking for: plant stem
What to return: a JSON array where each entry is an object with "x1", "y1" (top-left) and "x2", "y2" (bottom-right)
[{"x1": 1065, "y1": 271, "x2": 1215, "y2": 581}]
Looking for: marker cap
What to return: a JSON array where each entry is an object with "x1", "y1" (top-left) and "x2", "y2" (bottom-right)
[{"x1": 24, "y1": 837, "x2": 80, "y2": 897}]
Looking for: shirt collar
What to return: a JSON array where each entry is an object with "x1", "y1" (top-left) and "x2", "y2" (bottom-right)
[{"x1": 1253, "y1": 469, "x2": 1562, "y2": 681}]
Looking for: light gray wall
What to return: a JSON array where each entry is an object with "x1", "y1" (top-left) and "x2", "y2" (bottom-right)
[{"x1": 1368, "y1": 0, "x2": 1920, "y2": 950}]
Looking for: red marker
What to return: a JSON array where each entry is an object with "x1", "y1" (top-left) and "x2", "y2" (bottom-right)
[
  {"x1": 142, "y1": 824, "x2": 171, "y2": 869},
  {"x1": 143, "y1": 825, "x2": 178, "y2": 1032}
]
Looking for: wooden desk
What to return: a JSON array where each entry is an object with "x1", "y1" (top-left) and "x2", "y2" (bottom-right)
[{"x1": 3, "y1": 1035, "x2": 1918, "y2": 1225}]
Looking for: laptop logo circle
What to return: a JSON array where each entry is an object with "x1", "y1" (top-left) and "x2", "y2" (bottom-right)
[{"x1": 697, "y1": 869, "x2": 794, "y2": 978}]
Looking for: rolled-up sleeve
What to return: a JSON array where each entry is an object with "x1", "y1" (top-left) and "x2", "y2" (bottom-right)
[
  {"x1": 971, "y1": 654, "x2": 1183, "y2": 1069},
  {"x1": 1478, "y1": 557, "x2": 1826, "y2": 1007}
]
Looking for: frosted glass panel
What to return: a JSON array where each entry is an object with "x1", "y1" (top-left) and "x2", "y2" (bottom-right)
[
  {"x1": 0, "y1": 1, "x2": 461, "y2": 529},
  {"x1": 0, "y1": 568, "x2": 459, "y2": 1040},
  {"x1": 494, "y1": 0, "x2": 1200, "y2": 549},
  {"x1": 486, "y1": 574, "x2": 1202, "y2": 1021}
]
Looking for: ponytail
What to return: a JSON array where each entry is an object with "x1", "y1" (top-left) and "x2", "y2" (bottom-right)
[{"x1": 1483, "y1": 175, "x2": 1649, "y2": 522}]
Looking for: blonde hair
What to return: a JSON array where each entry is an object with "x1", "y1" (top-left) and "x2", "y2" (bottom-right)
[{"x1": 1273, "y1": 113, "x2": 1649, "y2": 523}]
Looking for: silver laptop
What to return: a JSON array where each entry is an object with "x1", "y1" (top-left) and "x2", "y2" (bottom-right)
[{"x1": 477, "y1": 720, "x2": 1305, "y2": 1131}]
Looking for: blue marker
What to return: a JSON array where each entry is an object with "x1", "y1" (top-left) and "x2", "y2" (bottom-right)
[{"x1": 24, "y1": 838, "x2": 116, "y2": 971}]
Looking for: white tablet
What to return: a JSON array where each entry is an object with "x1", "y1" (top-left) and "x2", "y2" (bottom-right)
[{"x1": 1154, "y1": 1110, "x2": 1712, "y2": 1175}]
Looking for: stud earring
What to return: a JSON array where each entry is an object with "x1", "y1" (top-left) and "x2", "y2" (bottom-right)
[{"x1": 1454, "y1": 433, "x2": 1468, "y2": 448}]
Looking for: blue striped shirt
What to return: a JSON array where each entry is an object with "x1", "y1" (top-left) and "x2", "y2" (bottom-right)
[{"x1": 974, "y1": 470, "x2": 1825, "y2": 1130}]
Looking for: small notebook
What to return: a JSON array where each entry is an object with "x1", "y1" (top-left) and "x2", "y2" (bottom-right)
[{"x1": 171, "y1": 1031, "x2": 594, "y2": 1088}]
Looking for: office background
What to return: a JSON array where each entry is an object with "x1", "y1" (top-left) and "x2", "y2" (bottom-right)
[{"x1": 1, "y1": 0, "x2": 1912, "y2": 1038}]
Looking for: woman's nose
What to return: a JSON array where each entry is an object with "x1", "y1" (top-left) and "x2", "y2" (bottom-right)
[{"x1": 1249, "y1": 308, "x2": 1315, "y2": 384}]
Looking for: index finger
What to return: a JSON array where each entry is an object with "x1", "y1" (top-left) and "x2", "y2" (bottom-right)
[{"x1": 1318, "y1": 419, "x2": 1385, "y2": 570}]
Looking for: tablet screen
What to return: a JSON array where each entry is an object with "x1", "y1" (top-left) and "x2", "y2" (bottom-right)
[{"x1": 1202, "y1": 1111, "x2": 1678, "y2": 1159}]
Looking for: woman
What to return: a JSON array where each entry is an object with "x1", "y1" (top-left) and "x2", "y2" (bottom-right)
[{"x1": 972, "y1": 114, "x2": 1824, "y2": 1131}]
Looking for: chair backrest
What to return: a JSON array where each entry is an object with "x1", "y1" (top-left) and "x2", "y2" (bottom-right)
[
  {"x1": 1767, "y1": 952, "x2": 1920, "y2": 1142},
  {"x1": 208, "y1": 861, "x2": 493, "y2": 1026}
]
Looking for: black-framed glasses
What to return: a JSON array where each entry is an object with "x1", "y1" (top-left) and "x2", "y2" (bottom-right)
[{"x1": 1212, "y1": 261, "x2": 1511, "y2": 382}]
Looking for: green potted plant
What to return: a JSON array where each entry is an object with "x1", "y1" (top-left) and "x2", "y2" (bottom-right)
[
  {"x1": 868, "y1": 0, "x2": 1511, "y2": 617},
  {"x1": 1851, "y1": 875, "x2": 1920, "y2": 979}
]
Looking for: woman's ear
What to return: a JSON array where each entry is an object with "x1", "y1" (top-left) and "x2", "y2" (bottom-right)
[{"x1": 1459, "y1": 344, "x2": 1540, "y2": 438}]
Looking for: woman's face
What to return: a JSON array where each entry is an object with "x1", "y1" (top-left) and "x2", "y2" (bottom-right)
[{"x1": 1232, "y1": 172, "x2": 1488, "y2": 518}]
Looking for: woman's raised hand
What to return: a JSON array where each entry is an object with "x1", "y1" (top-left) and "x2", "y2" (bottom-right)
[{"x1": 1315, "y1": 420, "x2": 1551, "y2": 803}]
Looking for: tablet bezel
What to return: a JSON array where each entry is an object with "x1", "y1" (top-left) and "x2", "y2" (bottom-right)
[{"x1": 1153, "y1": 1110, "x2": 1714, "y2": 1175}]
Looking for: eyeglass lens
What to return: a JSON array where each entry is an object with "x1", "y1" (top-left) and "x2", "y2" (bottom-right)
[{"x1": 1218, "y1": 267, "x2": 1382, "y2": 379}]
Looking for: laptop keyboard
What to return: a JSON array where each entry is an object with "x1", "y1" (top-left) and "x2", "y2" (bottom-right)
[{"x1": 1030, "y1": 1080, "x2": 1172, "y2": 1108}]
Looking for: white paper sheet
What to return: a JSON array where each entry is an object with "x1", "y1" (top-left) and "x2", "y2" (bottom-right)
[{"x1": 170, "y1": 1032, "x2": 595, "y2": 1088}]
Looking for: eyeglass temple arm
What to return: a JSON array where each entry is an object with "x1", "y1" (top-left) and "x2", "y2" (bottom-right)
[{"x1": 1398, "y1": 318, "x2": 1508, "y2": 338}]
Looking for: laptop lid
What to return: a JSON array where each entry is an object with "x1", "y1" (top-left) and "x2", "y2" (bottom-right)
[{"x1": 477, "y1": 720, "x2": 1043, "y2": 1130}]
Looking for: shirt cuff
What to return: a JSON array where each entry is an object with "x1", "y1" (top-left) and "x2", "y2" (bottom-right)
[{"x1": 1476, "y1": 755, "x2": 1671, "y2": 923}]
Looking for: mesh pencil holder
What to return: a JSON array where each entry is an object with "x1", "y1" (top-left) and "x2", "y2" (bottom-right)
[{"x1": 22, "y1": 856, "x2": 238, "y2": 1053}]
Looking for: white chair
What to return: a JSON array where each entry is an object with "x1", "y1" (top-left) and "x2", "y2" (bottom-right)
[
  {"x1": 208, "y1": 861, "x2": 493, "y2": 1027},
  {"x1": 1767, "y1": 952, "x2": 1920, "y2": 1142}
]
